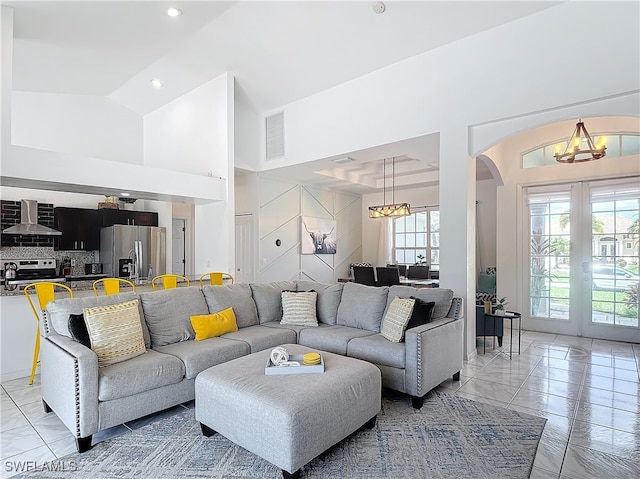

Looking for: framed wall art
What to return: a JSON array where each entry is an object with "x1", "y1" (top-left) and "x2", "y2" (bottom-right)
[{"x1": 301, "y1": 216, "x2": 337, "y2": 255}]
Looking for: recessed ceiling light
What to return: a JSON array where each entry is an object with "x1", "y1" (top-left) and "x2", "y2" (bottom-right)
[
  {"x1": 166, "y1": 7, "x2": 182, "y2": 17},
  {"x1": 332, "y1": 157, "x2": 356, "y2": 164},
  {"x1": 120, "y1": 192, "x2": 130, "y2": 197},
  {"x1": 151, "y1": 78, "x2": 163, "y2": 88}
]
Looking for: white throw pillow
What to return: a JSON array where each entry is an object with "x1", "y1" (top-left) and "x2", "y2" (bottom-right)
[
  {"x1": 381, "y1": 297, "x2": 416, "y2": 342},
  {"x1": 83, "y1": 299, "x2": 146, "y2": 367},
  {"x1": 280, "y1": 291, "x2": 318, "y2": 327}
]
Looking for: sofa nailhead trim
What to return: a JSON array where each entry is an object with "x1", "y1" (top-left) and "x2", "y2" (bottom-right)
[
  {"x1": 416, "y1": 333, "x2": 423, "y2": 392},
  {"x1": 42, "y1": 311, "x2": 51, "y2": 336},
  {"x1": 73, "y1": 358, "x2": 81, "y2": 437}
]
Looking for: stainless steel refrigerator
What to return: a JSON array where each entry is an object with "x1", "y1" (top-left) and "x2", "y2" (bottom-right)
[{"x1": 100, "y1": 225, "x2": 166, "y2": 283}]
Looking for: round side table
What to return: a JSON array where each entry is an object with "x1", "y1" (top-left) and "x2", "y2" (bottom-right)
[{"x1": 483, "y1": 311, "x2": 522, "y2": 359}]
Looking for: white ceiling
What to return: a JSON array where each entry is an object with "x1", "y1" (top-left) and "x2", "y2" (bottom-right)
[{"x1": 5, "y1": 1, "x2": 561, "y2": 194}]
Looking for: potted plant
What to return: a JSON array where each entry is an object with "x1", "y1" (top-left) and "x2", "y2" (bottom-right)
[
  {"x1": 415, "y1": 254, "x2": 427, "y2": 265},
  {"x1": 494, "y1": 297, "x2": 508, "y2": 316}
]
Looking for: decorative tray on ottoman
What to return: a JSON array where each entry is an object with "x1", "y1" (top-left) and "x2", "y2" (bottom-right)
[{"x1": 265, "y1": 354, "x2": 325, "y2": 375}]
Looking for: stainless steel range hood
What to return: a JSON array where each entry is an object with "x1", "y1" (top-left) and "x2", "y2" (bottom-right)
[{"x1": 2, "y1": 200, "x2": 62, "y2": 236}]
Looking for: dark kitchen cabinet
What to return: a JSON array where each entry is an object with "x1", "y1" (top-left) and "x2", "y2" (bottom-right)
[
  {"x1": 99, "y1": 209, "x2": 158, "y2": 227},
  {"x1": 54, "y1": 208, "x2": 99, "y2": 251}
]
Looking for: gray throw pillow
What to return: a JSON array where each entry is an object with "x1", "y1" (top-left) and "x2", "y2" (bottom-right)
[
  {"x1": 336, "y1": 282, "x2": 389, "y2": 332},
  {"x1": 46, "y1": 292, "x2": 150, "y2": 348},
  {"x1": 386, "y1": 286, "x2": 454, "y2": 320},
  {"x1": 202, "y1": 283, "x2": 259, "y2": 328},
  {"x1": 296, "y1": 280, "x2": 344, "y2": 325},
  {"x1": 250, "y1": 282, "x2": 296, "y2": 324},
  {"x1": 140, "y1": 287, "x2": 207, "y2": 347}
]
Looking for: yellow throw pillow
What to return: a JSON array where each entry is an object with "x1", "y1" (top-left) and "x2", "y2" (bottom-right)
[{"x1": 190, "y1": 307, "x2": 238, "y2": 341}]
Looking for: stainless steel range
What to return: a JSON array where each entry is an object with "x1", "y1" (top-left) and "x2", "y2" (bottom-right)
[{"x1": 2, "y1": 258, "x2": 66, "y2": 290}]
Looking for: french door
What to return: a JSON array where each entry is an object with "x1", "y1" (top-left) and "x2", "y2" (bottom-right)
[{"x1": 525, "y1": 178, "x2": 640, "y2": 343}]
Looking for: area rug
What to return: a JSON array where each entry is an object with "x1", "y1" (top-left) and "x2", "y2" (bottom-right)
[{"x1": 16, "y1": 391, "x2": 546, "y2": 479}]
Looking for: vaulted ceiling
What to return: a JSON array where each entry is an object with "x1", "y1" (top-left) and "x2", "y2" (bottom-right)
[{"x1": 4, "y1": 1, "x2": 562, "y2": 193}]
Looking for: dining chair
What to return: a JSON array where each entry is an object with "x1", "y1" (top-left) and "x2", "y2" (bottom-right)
[
  {"x1": 353, "y1": 266, "x2": 376, "y2": 286},
  {"x1": 386, "y1": 264, "x2": 407, "y2": 277},
  {"x1": 375, "y1": 266, "x2": 401, "y2": 286},
  {"x1": 407, "y1": 265, "x2": 430, "y2": 279},
  {"x1": 92, "y1": 278, "x2": 136, "y2": 296},
  {"x1": 198, "y1": 272, "x2": 235, "y2": 288},
  {"x1": 24, "y1": 282, "x2": 74, "y2": 385},
  {"x1": 151, "y1": 274, "x2": 191, "y2": 290}
]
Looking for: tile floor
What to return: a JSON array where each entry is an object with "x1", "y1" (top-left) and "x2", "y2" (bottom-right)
[{"x1": 1, "y1": 330, "x2": 639, "y2": 478}]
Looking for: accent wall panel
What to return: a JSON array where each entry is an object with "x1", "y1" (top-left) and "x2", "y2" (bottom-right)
[
  {"x1": 257, "y1": 176, "x2": 362, "y2": 283},
  {"x1": 259, "y1": 246, "x2": 300, "y2": 283},
  {"x1": 335, "y1": 190, "x2": 358, "y2": 215},
  {"x1": 302, "y1": 186, "x2": 334, "y2": 218},
  {"x1": 301, "y1": 253, "x2": 335, "y2": 284},
  {"x1": 259, "y1": 186, "x2": 300, "y2": 240},
  {"x1": 260, "y1": 217, "x2": 299, "y2": 269},
  {"x1": 334, "y1": 194, "x2": 361, "y2": 267},
  {"x1": 336, "y1": 246, "x2": 363, "y2": 279}
]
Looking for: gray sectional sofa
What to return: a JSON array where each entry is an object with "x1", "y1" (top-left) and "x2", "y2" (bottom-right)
[{"x1": 40, "y1": 280, "x2": 464, "y2": 453}]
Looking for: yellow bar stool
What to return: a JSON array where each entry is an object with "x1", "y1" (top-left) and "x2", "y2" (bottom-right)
[
  {"x1": 151, "y1": 274, "x2": 190, "y2": 290},
  {"x1": 24, "y1": 282, "x2": 74, "y2": 385},
  {"x1": 92, "y1": 278, "x2": 136, "y2": 296},
  {"x1": 199, "y1": 272, "x2": 235, "y2": 287}
]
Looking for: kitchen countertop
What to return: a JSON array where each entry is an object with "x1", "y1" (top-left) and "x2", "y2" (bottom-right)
[
  {"x1": 0, "y1": 276, "x2": 201, "y2": 296},
  {"x1": 65, "y1": 274, "x2": 107, "y2": 281}
]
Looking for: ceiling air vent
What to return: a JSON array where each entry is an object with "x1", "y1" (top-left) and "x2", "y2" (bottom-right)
[{"x1": 265, "y1": 111, "x2": 284, "y2": 160}]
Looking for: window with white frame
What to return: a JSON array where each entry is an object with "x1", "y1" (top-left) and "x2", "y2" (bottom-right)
[
  {"x1": 392, "y1": 209, "x2": 439, "y2": 270},
  {"x1": 522, "y1": 133, "x2": 640, "y2": 168}
]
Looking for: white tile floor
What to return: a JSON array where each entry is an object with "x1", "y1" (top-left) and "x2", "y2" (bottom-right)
[{"x1": 1, "y1": 330, "x2": 639, "y2": 478}]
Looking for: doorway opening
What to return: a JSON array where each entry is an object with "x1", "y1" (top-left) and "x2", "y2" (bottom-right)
[{"x1": 172, "y1": 218, "x2": 186, "y2": 275}]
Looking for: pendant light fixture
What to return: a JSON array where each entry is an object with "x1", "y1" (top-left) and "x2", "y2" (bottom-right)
[
  {"x1": 368, "y1": 157, "x2": 411, "y2": 218},
  {"x1": 553, "y1": 120, "x2": 607, "y2": 163}
]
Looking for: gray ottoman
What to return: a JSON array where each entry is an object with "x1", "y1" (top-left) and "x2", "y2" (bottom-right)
[{"x1": 195, "y1": 343, "x2": 381, "y2": 478}]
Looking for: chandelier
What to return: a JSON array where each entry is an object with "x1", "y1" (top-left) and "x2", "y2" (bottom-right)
[
  {"x1": 553, "y1": 120, "x2": 607, "y2": 163},
  {"x1": 368, "y1": 157, "x2": 411, "y2": 218}
]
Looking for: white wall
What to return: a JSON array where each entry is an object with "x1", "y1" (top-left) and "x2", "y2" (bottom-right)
[
  {"x1": 144, "y1": 73, "x2": 229, "y2": 177},
  {"x1": 1, "y1": 294, "x2": 38, "y2": 381},
  {"x1": 1, "y1": 6, "x2": 13, "y2": 154},
  {"x1": 144, "y1": 73, "x2": 235, "y2": 276},
  {"x1": 235, "y1": 172, "x2": 260, "y2": 214},
  {"x1": 476, "y1": 179, "x2": 498, "y2": 272},
  {"x1": 0, "y1": 186, "x2": 103, "y2": 208},
  {"x1": 234, "y1": 82, "x2": 262, "y2": 171},
  {"x1": 260, "y1": 3, "x2": 639, "y2": 174},
  {"x1": 12, "y1": 92, "x2": 143, "y2": 165}
]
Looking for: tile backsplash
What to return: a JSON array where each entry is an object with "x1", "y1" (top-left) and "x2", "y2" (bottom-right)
[
  {"x1": 0, "y1": 200, "x2": 55, "y2": 247},
  {"x1": 0, "y1": 247, "x2": 97, "y2": 277}
]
